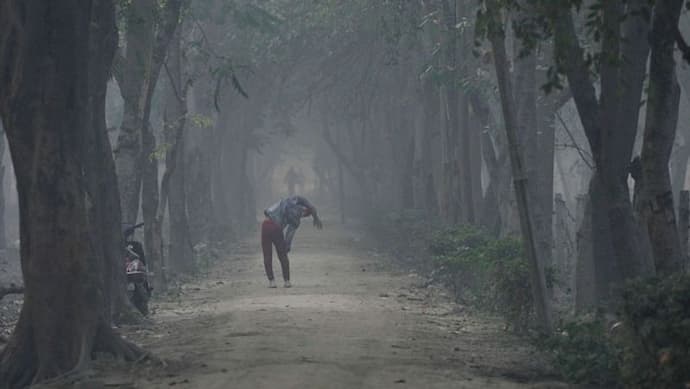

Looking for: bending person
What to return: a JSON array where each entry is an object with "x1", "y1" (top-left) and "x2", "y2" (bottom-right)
[{"x1": 261, "y1": 195, "x2": 323, "y2": 288}]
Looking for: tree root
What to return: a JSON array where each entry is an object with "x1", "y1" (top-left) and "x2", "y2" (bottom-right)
[
  {"x1": 31, "y1": 365, "x2": 90, "y2": 388},
  {"x1": 0, "y1": 320, "x2": 155, "y2": 389},
  {"x1": 93, "y1": 323, "x2": 146, "y2": 362},
  {"x1": 96, "y1": 327, "x2": 167, "y2": 369},
  {"x1": 0, "y1": 329, "x2": 36, "y2": 389}
]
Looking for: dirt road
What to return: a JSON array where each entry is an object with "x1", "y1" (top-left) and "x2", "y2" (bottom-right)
[{"x1": 100, "y1": 223, "x2": 570, "y2": 389}]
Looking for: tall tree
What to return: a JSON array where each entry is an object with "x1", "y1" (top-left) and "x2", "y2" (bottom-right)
[
  {"x1": 485, "y1": 0, "x2": 553, "y2": 332},
  {"x1": 549, "y1": 0, "x2": 654, "y2": 306},
  {"x1": 0, "y1": 1, "x2": 142, "y2": 386},
  {"x1": 163, "y1": 28, "x2": 194, "y2": 275},
  {"x1": 113, "y1": 0, "x2": 157, "y2": 225},
  {"x1": 636, "y1": 0, "x2": 686, "y2": 274},
  {"x1": 113, "y1": 0, "x2": 186, "y2": 282}
]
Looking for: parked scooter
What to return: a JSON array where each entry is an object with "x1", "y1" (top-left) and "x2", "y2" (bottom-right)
[{"x1": 123, "y1": 223, "x2": 152, "y2": 315}]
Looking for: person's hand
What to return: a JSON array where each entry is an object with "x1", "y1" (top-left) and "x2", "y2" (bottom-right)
[{"x1": 313, "y1": 216, "x2": 323, "y2": 230}]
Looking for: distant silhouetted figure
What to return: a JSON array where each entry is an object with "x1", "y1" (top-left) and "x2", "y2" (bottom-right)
[
  {"x1": 262, "y1": 196, "x2": 323, "y2": 288},
  {"x1": 284, "y1": 167, "x2": 299, "y2": 196},
  {"x1": 296, "y1": 167, "x2": 306, "y2": 194}
]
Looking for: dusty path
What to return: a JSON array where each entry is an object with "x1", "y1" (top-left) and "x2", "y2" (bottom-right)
[{"x1": 100, "y1": 222, "x2": 571, "y2": 389}]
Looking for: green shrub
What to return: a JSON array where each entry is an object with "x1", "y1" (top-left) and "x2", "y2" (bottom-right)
[
  {"x1": 428, "y1": 226, "x2": 536, "y2": 332},
  {"x1": 542, "y1": 315, "x2": 619, "y2": 386},
  {"x1": 543, "y1": 275, "x2": 690, "y2": 388},
  {"x1": 616, "y1": 274, "x2": 690, "y2": 389}
]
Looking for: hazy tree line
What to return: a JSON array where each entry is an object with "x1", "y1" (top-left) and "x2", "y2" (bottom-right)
[{"x1": 0, "y1": 0, "x2": 689, "y2": 386}]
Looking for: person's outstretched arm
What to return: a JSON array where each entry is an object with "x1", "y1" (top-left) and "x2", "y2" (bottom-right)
[{"x1": 294, "y1": 196, "x2": 322, "y2": 229}]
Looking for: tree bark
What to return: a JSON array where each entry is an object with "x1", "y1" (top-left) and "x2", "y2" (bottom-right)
[
  {"x1": 0, "y1": 1, "x2": 142, "y2": 386},
  {"x1": 575, "y1": 194, "x2": 596, "y2": 311},
  {"x1": 552, "y1": 2, "x2": 653, "y2": 307},
  {"x1": 637, "y1": 0, "x2": 686, "y2": 274},
  {"x1": 138, "y1": 0, "x2": 186, "y2": 283},
  {"x1": 514, "y1": 27, "x2": 553, "y2": 272},
  {"x1": 488, "y1": 4, "x2": 553, "y2": 332},
  {"x1": 554, "y1": 194, "x2": 576, "y2": 308}
]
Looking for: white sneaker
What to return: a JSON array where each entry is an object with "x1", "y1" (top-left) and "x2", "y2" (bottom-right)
[
  {"x1": 268, "y1": 280, "x2": 277, "y2": 288},
  {"x1": 284, "y1": 280, "x2": 292, "y2": 288}
]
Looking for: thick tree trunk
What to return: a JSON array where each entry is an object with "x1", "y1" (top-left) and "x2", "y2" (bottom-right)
[
  {"x1": 638, "y1": 0, "x2": 686, "y2": 274},
  {"x1": 553, "y1": 3, "x2": 652, "y2": 307},
  {"x1": 0, "y1": 2, "x2": 142, "y2": 386},
  {"x1": 83, "y1": 16, "x2": 133, "y2": 323}
]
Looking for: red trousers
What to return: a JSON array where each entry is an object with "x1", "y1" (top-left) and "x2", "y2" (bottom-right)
[{"x1": 261, "y1": 219, "x2": 289, "y2": 281}]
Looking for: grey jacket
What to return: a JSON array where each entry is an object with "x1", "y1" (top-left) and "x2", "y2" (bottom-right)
[{"x1": 264, "y1": 196, "x2": 315, "y2": 251}]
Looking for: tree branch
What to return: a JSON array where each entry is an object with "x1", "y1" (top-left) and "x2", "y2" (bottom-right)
[
  {"x1": 556, "y1": 111, "x2": 594, "y2": 169},
  {"x1": 552, "y1": 6, "x2": 601, "y2": 159}
]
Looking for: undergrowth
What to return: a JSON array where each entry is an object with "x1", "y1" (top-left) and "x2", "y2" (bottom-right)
[
  {"x1": 428, "y1": 225, "x2": 544, "y2": 333},
  {"x1": 371, "y1": 212, "x2": 546, "y2": 333},
  {"x1": 542, "y1": 275, "x2": 690, "y2": 388},
  {"x1": 371, "y1": 211, "x2": 690, "y2": 388}
]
